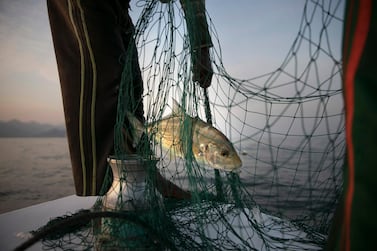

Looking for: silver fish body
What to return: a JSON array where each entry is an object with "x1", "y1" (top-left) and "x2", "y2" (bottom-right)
[{"x1": 128, "y1": 102, "x2": 242, "y2": 171}]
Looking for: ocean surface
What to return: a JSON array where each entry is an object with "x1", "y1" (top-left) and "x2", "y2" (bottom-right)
[
  {"x1": 0, "y1": 138, "x2": 74, "y2": 213},
  {"x1": 0, "y1": 137, "x2": 343, "y2": 232}
]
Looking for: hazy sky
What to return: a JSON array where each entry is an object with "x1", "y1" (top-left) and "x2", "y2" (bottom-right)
[{"x1": 0, "y1": 0, "x2": 343, "y2": 125}]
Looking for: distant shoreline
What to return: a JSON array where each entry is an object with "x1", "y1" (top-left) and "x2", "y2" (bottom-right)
[
  {"x1": 0, "y1": 135, "x2": 66, "y2": 138},
  {"x1": 0, "y1": 120, "x2": 66, "y2": 138}
]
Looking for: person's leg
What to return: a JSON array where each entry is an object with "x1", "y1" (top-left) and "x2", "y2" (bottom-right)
[
  {"x1": 47, "y1": 0, "x2": 143, "y2": 196},
  {"x1": 326, "y1": 1, "x2": 377, "y2": 250}
]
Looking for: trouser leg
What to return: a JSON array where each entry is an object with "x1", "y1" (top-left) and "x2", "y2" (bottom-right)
[
  {"x1": 47, "y1": 0, "x2": 143, "y2": 196},
  {"x1": 326, "y1": 1, "x2": 377, "y2": 250}
]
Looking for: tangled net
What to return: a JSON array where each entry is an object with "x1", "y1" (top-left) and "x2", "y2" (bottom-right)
[{"x1": 18, "y1": 0, "x2": 345, "y2": 250}]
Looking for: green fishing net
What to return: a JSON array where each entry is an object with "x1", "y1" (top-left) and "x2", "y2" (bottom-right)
[{"x1": 19, "y1": 0, "x2": 344, "y2": 250}]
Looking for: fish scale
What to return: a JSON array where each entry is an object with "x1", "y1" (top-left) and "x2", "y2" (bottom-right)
[{"x1": 127, "y1": 101, "x2": 242, "y2": 172}]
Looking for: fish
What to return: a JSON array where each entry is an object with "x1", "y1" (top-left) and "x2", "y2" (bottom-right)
[{"x1": 127, "y1": 100, "x2": 242, "y2": 172}]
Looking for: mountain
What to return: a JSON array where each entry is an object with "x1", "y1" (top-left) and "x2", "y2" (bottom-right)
[{"x1": 0, "y1": 120, "x2": 66, "y2": 137}]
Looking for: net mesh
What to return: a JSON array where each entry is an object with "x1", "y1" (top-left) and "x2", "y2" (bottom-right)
[{"x1": 21, "y1": 0, "x2": 345, "y2": 250}]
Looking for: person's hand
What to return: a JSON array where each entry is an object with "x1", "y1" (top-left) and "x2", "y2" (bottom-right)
[{"x1": 192, "y1": 47, "x2": 213, "y2": 89}]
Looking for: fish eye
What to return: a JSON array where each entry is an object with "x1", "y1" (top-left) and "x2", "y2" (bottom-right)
[
  {"x1": 220, "y1": 149, "x2": 229, "y2": 157},
  {"x1": 200, "y1": 144, "x2": 208, "y2": 152}
]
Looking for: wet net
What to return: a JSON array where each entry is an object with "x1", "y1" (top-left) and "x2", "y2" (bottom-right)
[{"x1": 18, "y1": 0, "x2": 345, "y2": 250}]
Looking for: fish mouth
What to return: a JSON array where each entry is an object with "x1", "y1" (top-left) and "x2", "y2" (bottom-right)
[
  {"x1": 220, "y1": 166, "x2": 241, "y2": 173},
  {"x1": 216, "y1": 160, "x2": 242, "y2": 172}
]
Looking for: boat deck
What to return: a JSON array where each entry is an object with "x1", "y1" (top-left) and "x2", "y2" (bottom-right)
[{"x1": 0, "y1": 195, "x2": 97, "y2": 251}]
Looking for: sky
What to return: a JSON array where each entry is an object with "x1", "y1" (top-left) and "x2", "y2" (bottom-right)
[{"x1": 0, "y1": 0, "x2": 344, "y2": 125}]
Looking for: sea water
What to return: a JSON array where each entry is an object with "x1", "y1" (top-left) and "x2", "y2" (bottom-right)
[
  {"x1": 0, "y1": 137, "x2": 343, "y2": 233},
  {"x1": 0, "y1": 138, "x2": 74, "y2": 213}
]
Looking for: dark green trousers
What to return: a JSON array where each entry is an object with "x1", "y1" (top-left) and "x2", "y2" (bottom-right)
[
  {"x1": 327, "y1": 0, "x2": 377, "y2": 250},
  {"x1": 47, "y1": 0, "x2": 144, "y2": 196}
]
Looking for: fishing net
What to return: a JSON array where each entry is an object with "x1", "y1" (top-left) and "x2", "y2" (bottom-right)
[{"x1": 18, "y1": 0, "x2": 345, "y2": 250}]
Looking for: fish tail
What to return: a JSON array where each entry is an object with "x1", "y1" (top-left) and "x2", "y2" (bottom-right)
[{"x1": 126, "y1": 111, "x2": 145, "y2": 147}]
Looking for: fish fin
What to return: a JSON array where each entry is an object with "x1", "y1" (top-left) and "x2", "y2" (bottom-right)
[
  {"x1": 229, "y1": 168, "x2": 241, "y2": 174},
  {"x1": 126, "y1": 112, "x2": 145, "y2": 147},
  {"x1": 172, "y1": 98, "x2": 183, "y2": 116}
]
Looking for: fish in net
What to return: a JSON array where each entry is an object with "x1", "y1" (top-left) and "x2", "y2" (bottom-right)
[{"x1": 16, "y1": 0, "x2": 345, "y2": 250}]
